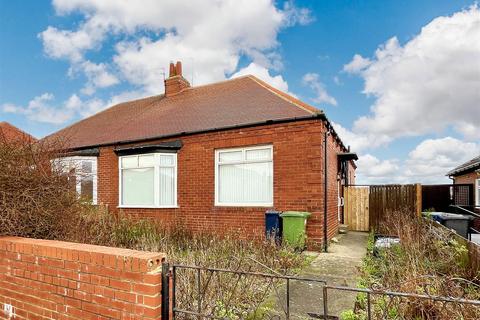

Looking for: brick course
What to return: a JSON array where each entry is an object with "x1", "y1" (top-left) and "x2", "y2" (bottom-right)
[
  {"x1": 97, "y1": 119, "x2": 354, "y2": 249},
  {"x1": 0, "y1": 237, "x2": 165, "y2": 320},
  {"x1": 453, "y1": 171, "x2": 479, "y2": 186}
]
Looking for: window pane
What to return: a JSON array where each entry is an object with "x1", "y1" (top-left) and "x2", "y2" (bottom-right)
[
  {"x1": 159, "y1": 154, "x2": 175, "y2": 166},
  {"x1": 139, "y1": 155, "x2": 155, "y2": 167},
  {"x1": 121, "y1": 156, "x2": 138, "y2": 168},
  {"x1": 81, "y1": 161, "x2": 93, "y2": 174},
  {"x1": 122, "y1": 168, "x2": 154, "y2": 206},
  {"x1": 218, "y1": 164, "x2": 244, "y2": 203},
  {"x1": 243, "y1": 162, "x2": 273, "y2": 203},
  {"x1": 159, "y1": 167, "x2": 175, "y2": 206},
  {"x1": 80, "y1": 176, "x2": 93, "y2": 201},
  {"x1": 219, "y1": 150, "x2": 243, "y2": 163},
  {"x1": 246, "y1": 148, "x2": 271, "y2": 161}
]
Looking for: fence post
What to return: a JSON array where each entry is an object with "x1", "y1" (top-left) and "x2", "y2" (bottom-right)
[
  {"x1": 322, "y1": 286, "x2": 328, "y2": 320},
  {"x1": 416, "y1": 183, "x2": 422, "y2": 217},
  {"x1": 161, "y1": 262, "x2": 170, "y2": 320}
]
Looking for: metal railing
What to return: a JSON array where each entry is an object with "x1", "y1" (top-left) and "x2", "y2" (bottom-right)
[
  {"x1": 164, "y1": 263, "x2": 327, "y2": 319},
  {"x1": 162, "y1": 263, "x2": 480, "y2": 319},
  {"x1": 322, "y1": 285, "x2": 480, "y2": 320}
]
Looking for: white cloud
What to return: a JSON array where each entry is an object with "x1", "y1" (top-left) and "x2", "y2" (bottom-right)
[
  {"x1": 282, "y1": 1, "x2": 314, "y2": 26},
  {"x1": 356, "y1": 154, "x2": 400, "y2": 184},
  {"x1": 230, "y1": 62, "x2": 289, "y2": 92},
  {"x1": 39, "y1": 0, "x2": 312, "y2": 97},
  {"x1": 0, "y1": 89, "x2": 144, "y2": 124},
  {"x1": 344, "y1": 5, "x2": 480, "y2": 142},
  {"x1": 404, "y1": 137, "x2": 480, "y2": 182},
  {"x1": 301, "y1": 73, "x2": 337, "y2": 106},
  {"x1": 343, "y1": 54, "x2": 371, "y2": 74},
  {"x1": 332, "y1": 122, "x2": 391, "y2": 153},
  {"x1": 355, "y1": 137, "x2": 480, "y2": 184},
  {"x1": 20, "y1": 1, "x2": 312, "y2": 125},
  {"x1": 76, "y1": 61, "x2": 119, "y2": 95},
  {"x1": 39, "y1": 26, "x2": 101, "y2": 63},
  {"x1": 2, "y1": 93, "x2": 75, "y2": 124}
]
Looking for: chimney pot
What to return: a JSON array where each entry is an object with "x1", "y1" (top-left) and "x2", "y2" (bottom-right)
[
  {"x1": 164, "y1": 60, "x2": 190, "y2": 97},
  {"x1": 169, "y1": 62, "x2": 175, "y2": 77},
  {"x1": 175, "y1": 61, "x2": 182, "y2": 76}
]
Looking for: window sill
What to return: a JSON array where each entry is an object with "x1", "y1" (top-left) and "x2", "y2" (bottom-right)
[
  {"x1": 117, "y1": 205, "x2": 179, "y2": 209},
  {"x1": 214, "y1": 203, "x2": 273, "y2": 208}
]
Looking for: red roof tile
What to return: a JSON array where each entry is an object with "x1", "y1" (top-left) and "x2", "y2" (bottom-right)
[
  {"x1": 46, "y1": 75, "x2": 323, "y2": 149},
  {"x1": 0, "y1": 122, "x2": 36, "y2": 143}
]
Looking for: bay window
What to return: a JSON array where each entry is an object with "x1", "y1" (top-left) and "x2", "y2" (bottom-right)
[
  {"x1": 215, "y1": 145, "x2": 273, "y2": 206},
  {"x1": 54, "y1": 157, "x2": 97, "y2": 204},
  {"x1": 119, "y1": 153, "x2": 177, "y2": 208}
]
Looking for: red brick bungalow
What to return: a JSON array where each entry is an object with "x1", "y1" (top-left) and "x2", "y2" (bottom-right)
[
  {"x1": 46, "y1": 62, "x2": 357, "y2": 249},
  {"x1": 0, "y1": 121, "x2": 36, "y2": 143},
  {"x1": 447, "y1": 155, "x2": 480, "y2": 211}
]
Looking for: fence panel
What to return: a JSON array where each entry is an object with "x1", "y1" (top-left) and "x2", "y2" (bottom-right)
[
  {"x1": 369, "y1": 184, "x2": 421, "y2": 232},
  {"x1": 422, "y1": 184, "x2": 474, "y2": 212},
  {"x1": 344, "y1": 186, "x2": 369, "y2": 231}
]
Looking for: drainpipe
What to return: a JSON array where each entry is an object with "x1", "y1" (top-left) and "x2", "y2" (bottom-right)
[{"x1": 324, "y1": 130, "x2": 330, "y2": 252}]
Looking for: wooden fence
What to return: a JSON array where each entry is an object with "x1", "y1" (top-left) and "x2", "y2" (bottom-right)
[
  {"x1": 369, "y1": 184, "x2": 422, "y2": 232},
  {"x1": 344, "y1": 184, "x2": 422, "y2": 232},
  {"x1": 422, "y1": 184, "x2": 474, "y2": 212}
]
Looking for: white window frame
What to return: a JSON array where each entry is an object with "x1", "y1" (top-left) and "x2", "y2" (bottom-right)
[
  {"x1": 53, "y1": 156, "x2": 98, "y2": 205},
  {"x1": 118, "y1": 153, "x2": 178, "y2": 208},
  {"x1": 215, "y1": 145, "x2": 273, "y2": 207},
  {"x1": 476, "y1": 178, "x2": 480, "y2": 207}
]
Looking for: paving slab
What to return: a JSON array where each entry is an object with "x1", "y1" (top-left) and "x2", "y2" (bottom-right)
[{"x1": 269, "y1": 231, "x2": 368, "y2": 319}]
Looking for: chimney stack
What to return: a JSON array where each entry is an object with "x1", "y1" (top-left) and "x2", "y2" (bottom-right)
[{"x1": 164, "y1": 61, "x2": 190, "y2": 96}]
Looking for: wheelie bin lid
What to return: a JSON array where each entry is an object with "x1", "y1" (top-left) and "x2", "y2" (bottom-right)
[
  {"x1": 280, "y1": 211, "x2": 311, "y2": 218},
  {"x1": 266, "y1": 210, "x2": 282, "y2": 215},
  {"x1": 426, "y1": 212, "x2": 473, "y2": 220}
]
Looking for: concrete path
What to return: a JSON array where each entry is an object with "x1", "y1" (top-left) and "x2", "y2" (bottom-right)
[{"x1": 269, "y1": 232, "x2": 368, "y2": 319}]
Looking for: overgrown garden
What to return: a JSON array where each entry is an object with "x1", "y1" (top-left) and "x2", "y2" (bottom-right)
[
  {"x1": 0, "y1": 136, "x2": 307, "y2": 318},
  {"x1": 341, "y1": 211, "x2": 480, "y2": 320}
]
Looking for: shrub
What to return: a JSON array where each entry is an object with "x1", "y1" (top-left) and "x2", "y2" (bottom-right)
[
  {"x1": 0, "y1": 136, "x2": 308, "y2": 318},
  {"x1": 0, "y1": 136, "x2": 83, "y2": 239},
  {"x1": 355, "y1": 210, "x2": 480, "y2": 319}
]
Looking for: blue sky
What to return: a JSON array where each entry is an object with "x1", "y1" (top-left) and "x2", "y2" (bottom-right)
[{"x1": 1, "y1": 1, "x2": 479, "y2": 183}]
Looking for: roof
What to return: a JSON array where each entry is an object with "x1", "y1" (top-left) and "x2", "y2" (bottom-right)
[
  {"x1": 447, "y1": 155, "x2": 480, "y2": 176},
  {"x1": 0, "y1": 122, "x2": 36, "y2": 143},
  {"x1": 45, "y1": 75, "x2": 347, "y2": 151}
]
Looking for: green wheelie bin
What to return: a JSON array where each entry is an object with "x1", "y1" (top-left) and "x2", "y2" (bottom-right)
[{"x1": 280, "y1": 211, "x2": 311, "y2": 249}]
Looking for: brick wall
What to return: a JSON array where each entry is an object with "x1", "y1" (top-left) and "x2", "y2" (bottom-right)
[
  {"x1": 97, "y1": 119, "x2": 352, "y2": 249},
  {"x1": 454, "y1": 171, "x2": 479, "y2": 207},
  {"x1": 454, "y1": 171, "x2": 479, "y2": 186},
  {"x1": 0, "y1": 237, "x2": 165, "y2": 319}
]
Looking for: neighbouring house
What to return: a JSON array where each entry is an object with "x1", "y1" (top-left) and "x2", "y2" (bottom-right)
[
  {"x1": 447, "y1": 155, "x2": 480, "y2": 211},
  {"x1": 0, "y1": 121, "x2": 36, "y2": 143},
  {"x1": 45, "y1": 61, "x2": 357, "y2": 249}
]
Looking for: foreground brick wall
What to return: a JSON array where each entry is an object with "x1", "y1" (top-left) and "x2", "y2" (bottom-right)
[{"x1": 0, "y1": 237, "x2": 165, "y2": 320}]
